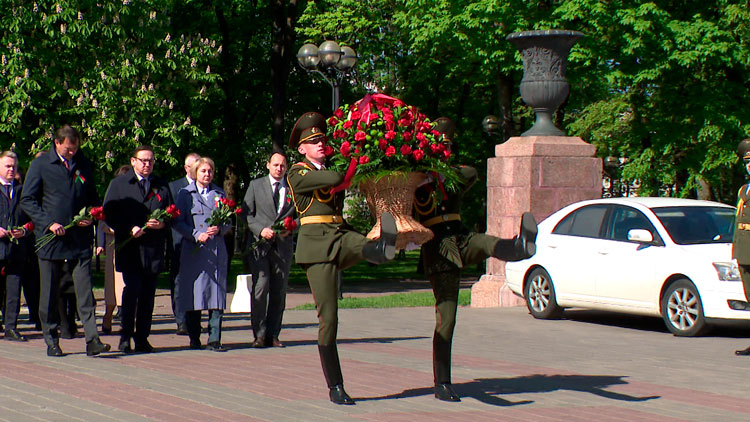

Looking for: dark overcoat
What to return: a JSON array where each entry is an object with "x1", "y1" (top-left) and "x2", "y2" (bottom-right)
[
  {"x1": 103, "y1": 168, "x2": 172, "y2": 274},
  {"x1": 20, "y1": 146, "x2": 99, "y2": 260},
  {"x1": 733, "y1": 184, "x2": 750, "y2": 264},
  {"x1": 0, "y1": 181, "x2": 31, "y2": 263}
]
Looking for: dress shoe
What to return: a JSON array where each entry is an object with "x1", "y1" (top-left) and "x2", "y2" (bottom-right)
[
  {"x1": 434, "y1": 383, "x2": 461, "y2": 402},
  {"x1": 206, "y1": 342, "x2": 227, "y2": 352},
  {"x1": 101, "y1": 325, "x2": 112, "y2": 335},
  {"x1": 86, "y1": 338, "x2": 111, "y2": 357},
  {"x1": 176, "y1": 324, "x2": 188, "y2": 336},
  {"x1": 134, "y1": 340, "x2": 154, "y2": 354},
  {"x1": 189, "y1": 339, "x2": 203, "y2": 350},
  {"x1": 251, "y1": 338, "x2": 267, "y2": 348},
  {"x1": 513, "y1": 212, "x2": 537, "y2": 259},
  {"x1": 47, "y1": 344, "x2": 64, "y2": 357},
  {"x1": 268, "y1": 338, "x2": 285, "y2": 348},
  {"x1": 362, "y1": 212, "x2": 397, "y2": 264},
  {"x1": 118, "y1": 338, "x2": 133, "y2": 354},
  {"x1": 329, "y1": 385, "x2": 355, "y2": 405},
  {"x1": 4, "y1": 329, "x2": 27, "y2": 342},
  {"x1": 736, "y1": 346, "x2": 750, "y2": 356}
]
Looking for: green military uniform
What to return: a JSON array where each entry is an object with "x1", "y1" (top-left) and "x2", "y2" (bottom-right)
[
  {"x1": 286, "y1": 112, "x2": 397, "y2": 405},
  {"x1": 733, "y1": 139, "x2": 750, "y2": 357},
  {"x1": 415, "y1": 117, "x2": 536, "y2": 401}
]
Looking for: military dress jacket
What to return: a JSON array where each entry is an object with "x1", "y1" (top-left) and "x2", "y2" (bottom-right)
[
  {"x1": 20, "y1": 146, "x2": 99, "y2": 260},
  {"x1": 415, "y1": 165, "x2": 479, "y2": 274},
  {"x1": 286, "y1": 159, "x2": 346, "y2": 265},
  {"x1": 733, "y1": 184, "x2": 750, "y2": 264}
]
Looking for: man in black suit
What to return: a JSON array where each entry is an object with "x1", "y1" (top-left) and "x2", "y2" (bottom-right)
[
  {"x1": 20, "y1": 125, "x2": 110, "y2": 357},
  {"x1": 243, "y1": 152, "x2": 296, "y2": 348},
  {"x1": 0, "y1": 151, "x2": 31, "y2": 341},
  {"x1": 104, "y1": 145, "x2": 172, "y2": 354},
  {"x1": 168, "y1": 152, "x2": 199, "y2": 335}
]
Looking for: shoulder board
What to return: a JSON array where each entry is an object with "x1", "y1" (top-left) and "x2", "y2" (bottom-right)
[{"x1": 294, "y1": 162, "x2": 313, "y2": 170}]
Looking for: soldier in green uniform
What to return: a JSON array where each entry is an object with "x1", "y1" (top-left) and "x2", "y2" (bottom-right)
[
  {"x1": 733, "y1": 139, "x2": 750, "y2": 356},
  {"x1": 286, "y1": 112, "x2": 398, "y2": 405},
  {"x1": 414, "y1": 117, "x2": 537, "y2": 401}
]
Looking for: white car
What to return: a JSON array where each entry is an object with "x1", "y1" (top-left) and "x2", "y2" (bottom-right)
[{"x1": 505, "y1": 197, "x2": 749, "y2": 336}]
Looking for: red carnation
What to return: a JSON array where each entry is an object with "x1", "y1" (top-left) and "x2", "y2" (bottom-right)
[
  {"x1": 397, "y1": 118, "x2": 410, "y2": 128},
  {"x1": 324, "y1": 145, "x2": 335, "y2": 156},
  {"x1": 89, "y1": 206, "x2": 106, "y2": 221},
  {"x1": 432, "y1": 130, "x2": 441, "y2": 136},
  {"x1": 354, "y1": 131, "x2": 367, "y2": 142},
  {"x1": 430, "y1": 143, "x2": 441, "y2": 154},
  {"x1": 385, "y1": 146, "x2": 396, "y2": 157},
  {"x1": 24, "y1": 222, "x2": 35, "y2": 231},
  {"x1": 378, "y1": 139, "x2": 388, "y2": 150},
  {"x1": 166, "y1": 204, "x2": 180, "y2": 219},
  {"x1": 334, "y1": 108, "x2": 344, "y2": 118},
  {"x1": 350, "y1": 110, "x2": 361, "y2": 120},
  {"x1": 327, "y1": 117, "x2": 339, "y2": 126},
  {"x1": 234, "y1": 207, "x2": 243, "y2": 215},
  {"x1": 412, "y1": 149, "x2": 425, "y2": 161},
  {"x1": 416, "y1": 132, "x2": 427, "y2": 143},
  {"x1": 402, "y1": 131, "x2": 412, "y2": 142},
  {"x1": 400, "y1": 144, "x2": 412, "y2": 156},
  {"x1": 394, "y1": 100, "x2": 405, "y2": 107},
  {"x1": 384, "y1": 131, "x2": 396, "y2": 141},
  {"x1": 359, "y1": 155, "x2": 370, "y2": 164},
  {"x1": 340, "y1": 141, "x2": 351, "y2": 157},
  {"x1": 443, "y1": 150, "x2": 451, "y2": 159},
  {"x1": 343, "y1": 120, "x2": 354, "y2": 129},
  {"x1": 283, "y1": 215, "x2": 297, "y2": 231}
]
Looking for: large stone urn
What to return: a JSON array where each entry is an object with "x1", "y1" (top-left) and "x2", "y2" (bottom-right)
[{"x1": 506, "y1": 29, "x2": 584, "y2": 137}]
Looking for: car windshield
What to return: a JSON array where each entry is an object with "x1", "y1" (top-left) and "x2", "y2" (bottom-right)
[{"x1": 652, "y1": 206, "x2": 735, "y2": 245}]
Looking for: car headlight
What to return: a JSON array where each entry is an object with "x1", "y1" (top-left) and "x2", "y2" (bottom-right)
[{"x1": 713, "y1": 261, "x2": 741, "y2": 281}]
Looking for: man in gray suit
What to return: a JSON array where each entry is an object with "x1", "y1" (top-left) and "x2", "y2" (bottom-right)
[
  {"x1": 243, "y1": 151, "x2": 296, "y2": 348},
  {"x1": 168, "y1": 152, "x2": 199, "y2": 334}
]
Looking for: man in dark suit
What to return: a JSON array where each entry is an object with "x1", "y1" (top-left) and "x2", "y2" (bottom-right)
[
  {"x1": 20, "y1": 125, "x2": 110, "y2": 357},
  {"x1": 168, "y1": 152, "x2": 199, "y2": 335},
  {"x1": 243, "y1": 152, "x2": 296, "y2": 348},
  {"x1": 103, "y1": 145, "x2": 172, "y2": 354},
  {"x1": 287, "y1": 112, "x2": 398, "y2": 405},
  {"x1": 0, "y1": 151, "x2": 31, "y2": 341}
]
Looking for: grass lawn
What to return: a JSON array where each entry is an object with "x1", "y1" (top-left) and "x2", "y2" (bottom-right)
[{"x1": 90, "y1": 250, "x2": 482, "y2": 308}]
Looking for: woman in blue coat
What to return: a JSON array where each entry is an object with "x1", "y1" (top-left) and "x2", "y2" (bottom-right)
[{"x1": 174, "y1": 157, "x2": 230, "y2": 352}]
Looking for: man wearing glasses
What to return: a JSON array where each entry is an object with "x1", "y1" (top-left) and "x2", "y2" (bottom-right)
[
  {"x1": 20, "y1": 125, "x2": 111, "y2": 357},
  {"x1": 103, "y1": 145, "x2": 172, "y2": 354}
]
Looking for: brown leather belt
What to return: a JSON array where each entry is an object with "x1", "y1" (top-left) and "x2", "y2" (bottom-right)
[
  {"x1": 300, "y1": 215, "x2": 344, "y2": 225},
  {"x1": 739, "y1": 223, "x2": 750, "y2": 231},
  {"x1": 422, "y1": 213, "x2": 461, "y2": 227}
]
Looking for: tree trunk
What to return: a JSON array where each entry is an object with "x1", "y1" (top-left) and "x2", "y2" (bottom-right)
[
  {"x1": 496, "y1": 72, "x2": 517, "y2": 141},
  {"x1": 270, "y1": 0, "x2": 298, "y2": 153}
]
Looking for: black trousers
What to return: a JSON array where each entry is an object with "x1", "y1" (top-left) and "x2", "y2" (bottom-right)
[
  {"x1": 169, "y1": 242, "x2": 185, "y2": 327},
  {"x1": 120, "y1": 270, "x2": 158, "y2": 342},
  {"x1": 38, "y1": 257, "x2": 99, "y2": 346},
  {"x1": 0, "y1": 259, "x2": 22, "y2": 330}
]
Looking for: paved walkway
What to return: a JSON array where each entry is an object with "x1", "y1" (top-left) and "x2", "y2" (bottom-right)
[{"x1": 2, "y1": 281, "x2": 750, "y2": 421}]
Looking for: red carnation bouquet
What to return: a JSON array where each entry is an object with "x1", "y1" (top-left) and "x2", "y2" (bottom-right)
[
  {"x1": 116, "y1": 204, "x2": 180, "y2": 250},
  {"x1": 251, "y1": 216, "x2": 297, "y2": 248},
  {"x1": 35, "y1": 206, "x2": 105, "y2": 252},
  {"x1": 205, "y1": 197, "x2": 243, "y2": 227},
  {"x1": 325, "y1": 93, "x2": 458, "y2": 191},
  {"x1": 8, "y1": 221, "x2": 34, "y2": 244}
]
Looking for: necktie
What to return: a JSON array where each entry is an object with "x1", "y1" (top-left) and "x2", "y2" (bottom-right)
[
  {"x1": 63, "y1": 159, "x2": 70, "y2": 170},
  {"x1": 272, "y1": 182, "x2": 281, "y2": 212},
  {"x1": 139, "y1": 179, "x2": 147, "y2": 196},
  {"x1": 3, "y1": 184, "x2": 10, "y2": 202}
]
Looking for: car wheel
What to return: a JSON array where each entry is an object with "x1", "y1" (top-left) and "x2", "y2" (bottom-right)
[
  {"x1": 660, "y1": 279, "x2": 707, "y2": 337},
  {"x1": 524, "y1": 267, "x2": 563, "y2": 319}
]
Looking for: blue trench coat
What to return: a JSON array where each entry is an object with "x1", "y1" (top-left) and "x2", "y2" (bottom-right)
[{"x1": 173, "y1": 182, "x2": 229, "y2": 312}]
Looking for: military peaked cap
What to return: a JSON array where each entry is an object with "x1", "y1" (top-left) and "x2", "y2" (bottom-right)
[
  {"x1": 434, "y1": 117, "x2": 456, "y2": 142},
  {"x1": 739, "y1": 139, "x2": 750, "y2": 161},
  {"x1": 289, "y1": 112, "x2": 328, "y2": 148}
]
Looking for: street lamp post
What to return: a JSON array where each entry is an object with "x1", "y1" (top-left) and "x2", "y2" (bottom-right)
[{"x1": 296, "y1": 41, "x2": 358, "y2": 112}]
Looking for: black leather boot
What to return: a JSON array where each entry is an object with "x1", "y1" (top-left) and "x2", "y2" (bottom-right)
[
  {"x1": 494, "y1": 212, "x2": 537, "y2": 261},
  {"x1": 319, "y1": 344, "x2": 355, "y2": 405},
  {"x1": 433, "y1": 335, "x2": 460, "y2": 402},
  {"x1": 362, "y1": 212, "x2": 397, "y2": 264}
]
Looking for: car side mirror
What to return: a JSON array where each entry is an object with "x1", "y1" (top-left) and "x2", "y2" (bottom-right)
[{"x1": 627, "y1": 229, "x2": 653, "y2": 243}]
